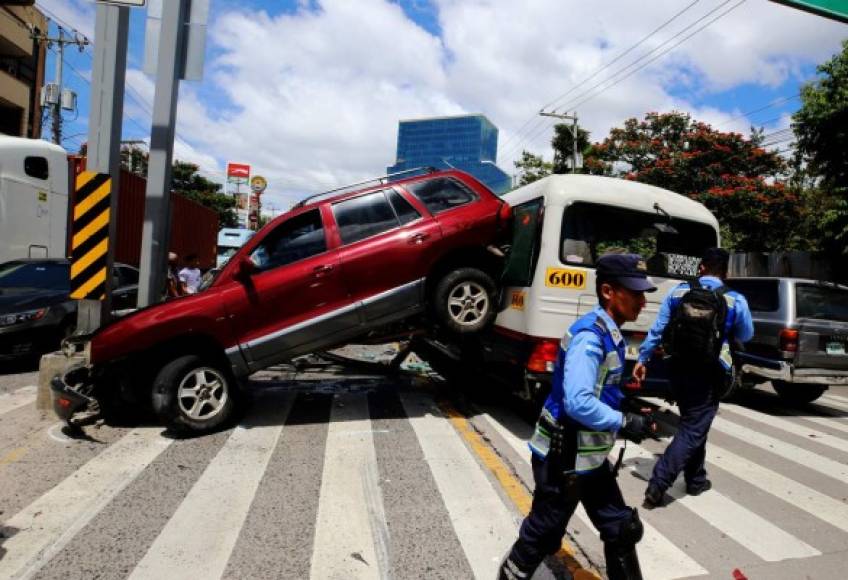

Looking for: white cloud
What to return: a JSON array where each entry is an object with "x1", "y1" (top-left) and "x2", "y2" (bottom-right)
[{"x1": 36, "y1": 0, "x2": 846, "y2": 210}]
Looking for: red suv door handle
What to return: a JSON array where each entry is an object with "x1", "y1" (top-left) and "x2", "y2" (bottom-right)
[
  {"x1": 313, "y1": 264, "x2": 334, "y2": 277},
  {"x1": 408, "y1": 233, "x2": 430, "y2": 245}
]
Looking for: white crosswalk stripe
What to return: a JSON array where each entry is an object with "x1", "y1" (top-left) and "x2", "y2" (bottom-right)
[
  {"x1": 818, "y1": 394, "x2": 848, "y2": 413},
  {"x1": 0, "y1": 386, "x2": 37, "y2": 417},
  {"x1": 129, "y1": 396, "x2": 294, "y2": 580},
  {"x1": 618, "y1": 442, "x2": 821, "y2": 562},
  {"x1": 801, "y1": 413, "x2": 848, "y2": 435},
  {"x1": 0, "y1": 428, "x2": 172, "y2": 580},
  {"x1": 701, "y1": 412, "x2": 848, "y2": 482},
  {"x1": 309, "y1": 392, "x2": 389, "y2": 580},
  {"x1": 4, "y1": 384, "x2": 848, "y2": 580},
  {"x1": 821, "y1": 392, "x2": 848, "y2": 403},
  {"x1": 721, "y1": 402, "x2": 848, "y2": 454},
  {"x1": 399, "y1": 391, "x2": 519, "y2": 579},
  {"x1": 479, "y1": 411, "x2": 709, "y2": 580},
  {"x1": 707, "y1": 442, "x2": 848, "y2": 535}
]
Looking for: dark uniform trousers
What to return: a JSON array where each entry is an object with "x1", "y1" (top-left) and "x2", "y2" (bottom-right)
[
  {"x1": 509, "y1": 453, "x2": 634, "y2": 571},
  {"x1": 649, "y1": 363, "x2": 722, "y2": 491}
]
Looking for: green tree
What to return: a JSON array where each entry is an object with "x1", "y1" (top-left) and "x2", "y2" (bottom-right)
[
  {"x1": 583, "y1": 111, "x2": 797, "y2": 251},
  {"x1": 792, "y1": 39, "x2": 848, "y2": 255},
  {"x1": 551, "y1": 124, "x2": 592, "y2": 174},
  {"x1": 171, "y1": 161, "x2": 238, "y2": 228},
  {"x1": 120, "y1": 145, "x2": 149, "y2": 177},
  {"x1": 513, "y1": 150, "x2": 553, "y2": 186}
]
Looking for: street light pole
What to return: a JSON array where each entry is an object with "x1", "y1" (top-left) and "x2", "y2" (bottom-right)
[{"x1": 539, "y1": 111, "x2": 580, "y2": 173}]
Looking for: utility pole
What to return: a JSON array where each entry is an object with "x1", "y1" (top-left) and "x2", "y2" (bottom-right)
[
  {"x1": 32, "y1": 27, "x2": 89, "y2": 145},
  {"x1": 539, "y1": 111, "x2": 580, "y2": 173},
  {"x1": 137, "y1": 0, "x2": 191, "y2": 307}
]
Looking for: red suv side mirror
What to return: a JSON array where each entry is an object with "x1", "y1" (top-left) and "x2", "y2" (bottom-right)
[{"x1": 236, "y1": 256, "x2": 257, "y2": 279}]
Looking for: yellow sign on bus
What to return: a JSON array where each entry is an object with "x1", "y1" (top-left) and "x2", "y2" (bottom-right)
[{"x1": 544, "y1": 267, "x2": 587, "y2": 290}]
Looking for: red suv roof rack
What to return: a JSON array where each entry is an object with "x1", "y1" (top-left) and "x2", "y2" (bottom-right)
[{"x1": 292, "y1": 166, "x2": 439, "y2": 209}]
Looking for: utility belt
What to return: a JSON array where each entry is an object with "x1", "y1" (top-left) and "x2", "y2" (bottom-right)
[{"x1": 529, "y1": 408, "x2": 615, "y2": 477}]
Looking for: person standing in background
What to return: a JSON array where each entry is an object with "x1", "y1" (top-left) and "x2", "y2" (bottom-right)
[{"x1": 178, "y1": 254, "x2": 202, "y2": 294}]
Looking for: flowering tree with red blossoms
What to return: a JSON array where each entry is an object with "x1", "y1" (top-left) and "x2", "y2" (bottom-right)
[{"x1": 583, "y1": 112, "x2": 800, "y2": 251}]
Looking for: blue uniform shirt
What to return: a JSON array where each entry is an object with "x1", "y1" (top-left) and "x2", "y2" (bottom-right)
[
  {"x1": 547, "y1": 306, "x2": 625, "y2": 432},
  {"x1": 638, "y1": 275, "x2": 754, "y2": 366}
]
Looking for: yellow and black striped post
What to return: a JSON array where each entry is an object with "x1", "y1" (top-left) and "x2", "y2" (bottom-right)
[{"x1": 70, "y1": 171, "x2": 112, "y2": 300}]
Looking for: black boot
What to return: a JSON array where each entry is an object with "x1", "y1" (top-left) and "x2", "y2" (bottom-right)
[
  {"x1": 603, "y1": 543, "x2": 644, "y2": 580},
  {"x1": 497, "y1": 555, "x2": 534, "y2": 580}
]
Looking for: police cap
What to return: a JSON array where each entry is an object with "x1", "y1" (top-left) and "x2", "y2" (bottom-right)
[{"x1": 596, "y1": 253, "x2": 657, "y2": 293}]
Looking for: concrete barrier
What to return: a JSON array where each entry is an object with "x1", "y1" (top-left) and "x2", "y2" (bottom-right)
[{"x1": 36, "y1": 352, "x2": 68, "y2": 412}]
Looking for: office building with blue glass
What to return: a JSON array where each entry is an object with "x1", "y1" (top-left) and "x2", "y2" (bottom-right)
[{"x1": 387, "y1": 114, "x2": 512, "y2": 194}]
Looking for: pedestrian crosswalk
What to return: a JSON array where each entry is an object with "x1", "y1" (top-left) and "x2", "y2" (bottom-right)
[
  {"x1": 1, "y1": 382, "x2": 848, "y2": 580},
  {"x1": 0, "y1": 386, "x2": 36, "y2": 416}
]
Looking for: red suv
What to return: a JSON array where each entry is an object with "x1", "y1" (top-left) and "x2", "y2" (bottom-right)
[{"x1": 53, "y1": 170, "x2": 510, "y2": 433}]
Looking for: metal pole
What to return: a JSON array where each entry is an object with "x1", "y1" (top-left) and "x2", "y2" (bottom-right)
[
  {"x1": 52, "y1": 28, "x2": 63, "y2": 145},
  {"x1": 572, "y1": 112, "x2": 578, "y2": 174},
  {"x1": 137, "y1": 0, "x2": 190, "y2": 307},
  {"x1": 539, "y1": 111, "x2": 578, "y2": 172},
  {"x1": 76, "y1": 3, "x2": 129, "y2": 334}
]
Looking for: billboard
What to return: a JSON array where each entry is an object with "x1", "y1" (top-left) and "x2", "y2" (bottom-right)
[{"x1": 226, "y1": 162, "x2": 251, "y2": 227}]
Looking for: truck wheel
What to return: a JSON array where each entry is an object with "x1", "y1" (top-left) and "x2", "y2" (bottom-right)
[
  {"x1": 772, "y1": 381, "x2": 826, "y2": 405},
  {"x1": 433, "y1": 268, "x2": 496, "y2": 334},
  {"x1": 151, "y1": 354, "x2": 237, "y2": 434}
]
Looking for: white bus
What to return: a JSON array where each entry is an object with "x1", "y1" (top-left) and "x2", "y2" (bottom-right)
[{"x1": 452, "y1": 174, "x2": 721, "y2": 404}]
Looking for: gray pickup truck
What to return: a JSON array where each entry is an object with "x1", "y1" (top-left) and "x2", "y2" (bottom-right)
[{"x1": 725, "y1": 277, "x2": 848, "y2": 404}]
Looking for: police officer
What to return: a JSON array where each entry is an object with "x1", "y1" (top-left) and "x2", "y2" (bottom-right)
[
  {"x1": 633, "y1": 248, "x2": 753, "y2": 508},
  {"x1": 499, "y1": 254, "x2": 658, "y2": 580}
]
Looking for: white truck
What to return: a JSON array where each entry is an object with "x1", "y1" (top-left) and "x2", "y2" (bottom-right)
[
  {"x1": 0, "y1": 136, "x2": 70, "y2": 264},
  {"x1": 216, "y1": 227, "x2": 255, "y2": 268}
]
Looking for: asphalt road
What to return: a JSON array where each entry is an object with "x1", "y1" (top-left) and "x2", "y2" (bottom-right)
[{"x1": 1, "y1": 351, "x2": 847, "y2": 580}]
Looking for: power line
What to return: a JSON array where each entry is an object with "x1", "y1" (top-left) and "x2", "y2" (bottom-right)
[
  {"x1": 713, "y1": 93, "x2": 800, "y2": 128},
  {"x1": 499, "y1": 0, "x2": 703, "y2": 159},
  {"x1": 36, "y1": 2, "x2": 197, "y2": 156},
  {"x1": 57, "y1": 50, "x2": 153, "y2": 140},
  {"x1": 560, "y1": 0, "x2": 746, "y2": 113},
  {"x1": 500, "y1": 0, "x2": 740, "y2": 162},
  {"x1": 501, "y1": 0, "x2": 747, "y2": 163}
]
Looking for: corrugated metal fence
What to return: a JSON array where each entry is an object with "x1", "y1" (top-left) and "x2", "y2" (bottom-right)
[{"x1": 70, "y1": 157, "x2": 218, "y2": 269}]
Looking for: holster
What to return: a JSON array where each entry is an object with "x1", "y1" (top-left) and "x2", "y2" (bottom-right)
[{"x1": 542, "y1": 413, "x2": 580, "y2": 499}]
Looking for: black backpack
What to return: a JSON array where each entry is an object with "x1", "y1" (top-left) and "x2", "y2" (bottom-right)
[{"x1": 662, "y1": 278, "x2": 728, "y2": 366}]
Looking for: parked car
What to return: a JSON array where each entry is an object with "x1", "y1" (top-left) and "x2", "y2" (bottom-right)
[
  {"x1": 0, "y1": 259, "x2": 139, "y2": 362},
  {"x1": 724, "y1": 277, "x2": 848, "y2": 404},
  {"x1": 53, "y1": 169, "x2": 511, "y2": 433}
]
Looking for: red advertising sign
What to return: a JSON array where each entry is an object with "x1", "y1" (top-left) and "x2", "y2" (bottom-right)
[{"x1": 227, "y1": 163, "x2": 250, "y2": 179}]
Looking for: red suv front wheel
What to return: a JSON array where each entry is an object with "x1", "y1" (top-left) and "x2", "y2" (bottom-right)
[{"x1": 151, "y1": 354, "x2": 238, "y2": 433}]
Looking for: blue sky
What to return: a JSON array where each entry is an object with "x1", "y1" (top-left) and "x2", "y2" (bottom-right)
[{"x1": 38, "y1": 0, "x2": 846, "y2": 209}]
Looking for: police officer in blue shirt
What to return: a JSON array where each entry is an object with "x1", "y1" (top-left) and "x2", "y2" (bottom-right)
[
  {"x1": 499, "y1": 254, "x2": 658, "y2": 580},
  {"x1": 633, "y1": 248, "x2": 753, "y2": 508}
]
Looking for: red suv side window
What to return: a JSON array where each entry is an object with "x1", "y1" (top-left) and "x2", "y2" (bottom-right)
[
  {"x1": 249, "y1": 209, "x2": 326, "y2": 271},
  {"x1": 333, "y1": 190, "x2": 402, "y2": 245},
  {"x1": 405, "y1": 177, "x2": 477, "y2": 214},
  {"x1": 387, "y1": 188, "x2": 421, "y2": 225}
]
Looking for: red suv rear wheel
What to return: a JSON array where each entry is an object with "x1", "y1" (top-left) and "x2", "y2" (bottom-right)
[{"x1": 432, "y1": 267, "x2": 497, "y2": 334}]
